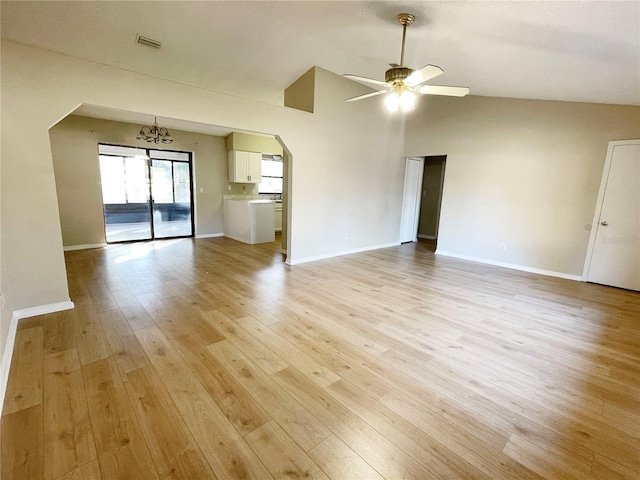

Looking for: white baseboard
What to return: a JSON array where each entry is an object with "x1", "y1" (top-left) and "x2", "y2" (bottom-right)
[
  {"x1": 0, "y1": 300, "x2": 74, "y2": 415},
  {"x1": 195, "y1": 233, "x2": 224, "y2": 239},
  {"x1": 63, "y1": 243, "x2": 106, "y2": 251},
  {"x1": 435, "y1": 250, "x2": 582, "y2": 281},
  {"x1": 417, "y1": 234, "x2": 437, "y2": 240},
  {"x1": 289, "y1": 242, "x2": 401, "y2": 266}
]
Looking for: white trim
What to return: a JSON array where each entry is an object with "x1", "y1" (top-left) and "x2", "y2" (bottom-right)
[
  {"x1": 582, "y1": 139, "x2": 640, "y2": 281},
  {"x1": 63, "y1": 243, "x2": 107, "y2": 251},
  {"x1": 417, "y1": 234, "x2": 437, "y2": 240},
  {"x1": 399, "y1": 157, "x2": 424, "y2": 243},
  {"x1": 149, "y1": 149, "x2": 189, "y2": 161},
  {"x1": 289, "y1": 242, "x2": 400, "y2": 266},
  {"x1": 0, "y1": 300, "x2": 74, "y2": 415},
  {"x1": 11, "y1": 301, "x2": 75, "y2": 320},
  {"x1": 195, "y1": 233, "x2": 224, "y2": 239},
  {"x1": 435, "y1": 250, "x2": 582, "y2": 281},
  {"x1": 0, "y1": 314, "x2": 19, "y2": 417},
  {"x1": 98, "y1": 144, "x2": 147, "y2": 157}
]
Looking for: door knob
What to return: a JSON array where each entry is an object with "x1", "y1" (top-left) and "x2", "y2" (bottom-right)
[{"x1": 601, "y1": 221, "x2": 608, "y2": 226}]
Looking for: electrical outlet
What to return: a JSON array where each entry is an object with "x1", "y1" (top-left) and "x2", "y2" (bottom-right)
[
  {"x1": 345, "y1": 233, "x2": 349, "y2": 240},
  {"x1": 500, "y1": 243, "x2": 507, "y2": 251}
]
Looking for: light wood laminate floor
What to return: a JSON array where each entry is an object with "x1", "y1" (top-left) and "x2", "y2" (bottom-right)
[{"x1": 2, "y1": 237, "x2": 639, "y2": 479}]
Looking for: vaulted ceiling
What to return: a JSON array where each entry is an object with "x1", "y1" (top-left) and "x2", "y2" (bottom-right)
[{"x1": 2, "y1": 1, "x2": 639, "y2": 106}]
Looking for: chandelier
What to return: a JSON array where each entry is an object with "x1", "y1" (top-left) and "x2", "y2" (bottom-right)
[{"x1": 136, "y1": 117, "x2": 173, "y2": 144}]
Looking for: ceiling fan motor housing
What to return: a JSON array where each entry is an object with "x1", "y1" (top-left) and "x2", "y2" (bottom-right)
[{"x1": 385, "y1": 66, "x2": 413, "y2": 85}]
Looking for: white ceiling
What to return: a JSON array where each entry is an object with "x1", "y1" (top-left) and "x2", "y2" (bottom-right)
[{"x1": 2, "y1": 1, "x2": 639, "y2": 106}]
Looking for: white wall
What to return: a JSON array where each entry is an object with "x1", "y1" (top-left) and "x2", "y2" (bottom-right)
[
  {"x1": 0, "y1": 40, "x2": 406, "y2": 367},
  {"x1": 405, "y1": 95, "x2": 640, "y2": 277}
]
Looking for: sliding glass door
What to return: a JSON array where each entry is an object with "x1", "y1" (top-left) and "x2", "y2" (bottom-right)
[
  {"x1": 150, "y1": 154, "x2": 193, "y2": 239},
  {"x1": 98, "y1": 145, "x2": 193, "y2": 243}
]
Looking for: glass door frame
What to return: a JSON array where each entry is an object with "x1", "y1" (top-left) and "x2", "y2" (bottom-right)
[{"x1": 98, "y1": 143, "x2": 195, "y2": 244}]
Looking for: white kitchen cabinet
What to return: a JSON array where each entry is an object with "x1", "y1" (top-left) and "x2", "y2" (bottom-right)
[
  {"x1": 228, "y1": 150, "x2": 262, "y2": 183},
  {"x1": 274, "y1": 204, "x2": 283, "y2": 233},
  {"x1": 223, "y1": 199, "x2": 275, "y2": 244}
]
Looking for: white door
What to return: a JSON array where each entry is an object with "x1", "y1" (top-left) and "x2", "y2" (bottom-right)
[
  {"x1": 586, "y1": 141, "x2": 640, "y2": 291},
  {"x1": 400, "y1": 157, "x2": 424, "y2": 243}
]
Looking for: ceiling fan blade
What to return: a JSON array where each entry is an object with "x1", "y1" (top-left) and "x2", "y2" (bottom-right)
[
  {"x1": 346, "y1": 89, "x2": 389, "y2": 102},
  {"x1": 343, "y1": 74, "x2": 389, "y2": 87},
  {"x1": 415, "y1": 85, "x2": 470, "y2": 97},
  {"x1": 406, "y1": 65, "x2": 444, "y2": 86}
]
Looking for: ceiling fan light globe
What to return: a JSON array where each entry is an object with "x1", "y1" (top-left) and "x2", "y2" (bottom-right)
[
  {"x1": 385, "y1": 93, "x2": 400, "y2": 112},
  {"x1": 399, "y1": 90, "x2": 416, "y2": 111}
]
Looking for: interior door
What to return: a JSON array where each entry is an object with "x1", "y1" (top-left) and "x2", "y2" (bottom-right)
[
  {"x1": 587, "y1": 141, "x2": 640, "y2": 291},
  {"x1": 400, "y1": 157, "x2": 424, "y2": 243}
]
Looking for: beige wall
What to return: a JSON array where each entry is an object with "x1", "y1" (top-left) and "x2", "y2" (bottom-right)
[
  {"x1": 225, "y1": 132, "x2": 283, "y2": 155},
  {"x1": 1, "y1": 41, "x2": 405, "y2": 368},
  {"x1": 405, "y1": 95, "x2": 640, "y2": 276},
  {"x1": 418, "y1": 157, "x2": 446, "y2": 238},
  {"x1": 284, "y1": 68, "x2": 315, "y2": 113},
  {"x1": 49, "y1": 115, "x2": 236, "y2": 247}
]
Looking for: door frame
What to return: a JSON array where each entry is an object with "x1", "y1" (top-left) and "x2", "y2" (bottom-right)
[
  {"x1": 98, "y1": 143, "x2": 195, "y2": 243},
  {"x1": 400, "y1": 157, "x2": 425, "y2": 243},
  {"x1": 582, "y1": 139, "x2": 640, "y2": 280}
]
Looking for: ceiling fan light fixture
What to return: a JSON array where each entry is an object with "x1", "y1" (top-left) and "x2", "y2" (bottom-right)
[
  {"x1": 342, "y1": 13, "x2": 469, "y2": 110},
  {"x1": 384, "y1": 92, "x2": 400, "y2": 112},
  {"x1": 399, "y1": 90, "x2": 416, "y2": 111},
  {"x1": 385, "y1": 89, "x2": 416, "y2": 113}
]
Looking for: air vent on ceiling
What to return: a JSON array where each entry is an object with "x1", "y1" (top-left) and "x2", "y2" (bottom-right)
[{"x1": 136, "y1": 34, "x2": 162, "y2": 49}]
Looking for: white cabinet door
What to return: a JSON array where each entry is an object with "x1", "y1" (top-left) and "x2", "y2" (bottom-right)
[
  {"x1": 229, "y1": 150, "x2": 248, "y2": 182},
  {"x1": 247, "y1": 152, "x2": 262, "y2": 183},
  {"x1": 229, "y1": 150, "x2": 261, "y2": 183},
  {"x1": 274, "y1": 206, "x2": 283, "y2": 232},
  {"x1": 587, "y1": 141, "x2": 640, "y2": 291}
]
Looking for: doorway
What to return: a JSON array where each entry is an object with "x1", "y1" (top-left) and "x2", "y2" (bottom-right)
[
  {"x1": 400, "y1": 156, "x2": 446, "y2": 246},
  {"x1": 98, "y1": 144, "x2": 194, "y2": 243},
  {"x1": 584, "y1": 140, "x2": 639, "y2": 291},
  {"x1": 417, "y1": 156, "x2": 446, "y2": 248}
]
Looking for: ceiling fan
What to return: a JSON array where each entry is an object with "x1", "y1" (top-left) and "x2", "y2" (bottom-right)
[{"x1": 343, "y1": 13, "x2": 469, "y2": 112}]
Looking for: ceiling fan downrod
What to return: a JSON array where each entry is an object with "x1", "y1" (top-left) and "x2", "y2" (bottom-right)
[
  {"x1": 398, "y1": 13, "x2": 415, "y2": 67},
  {"x1": 385, "y1": 13, "x2": 416, "y2": 86}
]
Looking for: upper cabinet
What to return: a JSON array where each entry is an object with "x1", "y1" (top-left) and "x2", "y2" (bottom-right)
[{"x1": 228, "y1": 150, "x2": 262, "y2": 183}]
